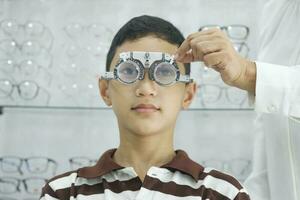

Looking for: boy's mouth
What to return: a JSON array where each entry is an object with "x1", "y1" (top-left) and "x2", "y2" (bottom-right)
[{"x1": 131, "y1": 103, "x2": 160, "y2": 113}]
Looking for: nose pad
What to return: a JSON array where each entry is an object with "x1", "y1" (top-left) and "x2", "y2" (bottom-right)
[
  {"x1": 147, "y1": 65, "x2": 156, "y2": 82},
  {"x1": 140, "y1": 68, "x2": 155, "y2": 83},
  {"x1": 135, "y1": 69, "x2": 157, "y2": 97},
  {"x1": 147, "y1": 69, "x2": 155, "y2": 82}
]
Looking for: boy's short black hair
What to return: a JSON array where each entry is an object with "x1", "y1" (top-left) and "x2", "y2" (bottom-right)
[{"x1": 105, "y1": 15, "x2": 190, "y2": 75}]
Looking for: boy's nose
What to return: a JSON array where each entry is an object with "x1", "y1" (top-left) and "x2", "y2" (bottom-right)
[{"x1": 135, "y1": 71, "x2": 158, "y2": 97}]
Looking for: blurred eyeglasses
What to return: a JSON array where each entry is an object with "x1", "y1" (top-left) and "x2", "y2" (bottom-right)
[
  {"x1": 78, "y1": 78, "x2": 102, "y2": 107},
  {"x1": 197, "y1": 84, "x2": 247, "y2": 107},
  {"x1": 0, "y1": 156, "x2": 57, "y2": 175},
  {"x1": 0, "y1": 198, "x2": 39, "y2": 200},
  {"x1": 0, "y1": 59, "x2": 51, "y2": 77},
  {"x1": 64, "y1": 44, "x2": 82, "y2": 58},
  {"x1": 85, "y1": 42, "x2": 110, "y2": 57},
  {"x1": 63, "y1": 42, "x2": 109, "y2": 59},
  {"x1": 233, "y1": 42, "x2": 250, "y2": 58},
  {"x1": 83, "y1": 80, "x2": 100, "y2": 106},
  {"x1": 0, "y1": 19, "x2": 53, "y2": 48},
  {"x1": 0, "y1": 78, "x2": 51, "y2": 106},
  {"x1": 1, "y1": 19, "x2": 47, "y2": 37},
  {"x1": 59, "y1": 61, "x2": 81, "y2": 76},
  {"x1": 0, "y1": 79, "x2": 39, "y2": 100},
  {"x1": 199, "y1": 25, "x2": 249, "y2": 41},
  {"x1": 0, "y1": 177, "x2": 47, "y2": 195},
  {"x1": 199, "y1": 65, "x2": 221, "y2": 82},
  {"x1": 64, "y1": 22, "x2": 113, "y2": 40},
  {"x1": 0, "y1": 39, "x2": 50, "y2": 56},
  {"x1": 69, "y1": 157, "x2": 97, "y2": 170},
  {"x1": 203, "y1": 159, "x2": 252, "y2": 181},
  {"x1": 58, "y1": 80, "x2": 80, "y2": 98},
  {"x1": 57, "y1": 75, "x2": 100, "y2": 106}
]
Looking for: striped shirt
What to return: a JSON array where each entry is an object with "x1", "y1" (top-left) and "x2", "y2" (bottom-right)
[{"x1": 40, "y1": 149, "x2": 250, "y2": 200}]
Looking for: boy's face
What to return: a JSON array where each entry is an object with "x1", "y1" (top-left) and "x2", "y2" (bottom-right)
[{"x1": 99, "y1": 36, "x2": 197, "y2": 137}]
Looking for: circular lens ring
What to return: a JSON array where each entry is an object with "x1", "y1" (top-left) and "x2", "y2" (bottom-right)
[
  {"x1": 0, "y1": 19, "x2": 19, "y2": 35},
  {"x1": 0, "y1": 59, "x2": 16, "y2": 73},
  {"x1": 114, "y1": 59, "x2": 142, "y2": 84},
  {"x1": 19, "y1": 59, "x2": 39, "y2": 75},
  {"x1": 200, "y1": 84, "x2": 222, "y2": 104},
  {"x1": 18, "y1": 80, "x2": 39, "y2": 100},
  {"x1": 24, "y1": 20, "x2": 46, "y2": 37},
  {"x1": 0, "y1": 79, "x2": 14, "y2": 98},
  {"x1": 151, "y1": 60, "x2": 179, "y2": 86}
]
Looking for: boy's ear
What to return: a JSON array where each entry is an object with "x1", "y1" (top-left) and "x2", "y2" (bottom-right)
[
  {"x1": 182, "y1": 82, "x2": 198, "y2": 109},
  {"x1": 99, "y1": 78, "x2": 112, "y2": 106}
]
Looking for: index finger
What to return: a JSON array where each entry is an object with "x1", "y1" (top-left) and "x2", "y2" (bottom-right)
[
  {"x1": 175, "y1": 29, "x2": 217, "y2": 60},
  {"x1": 175, "y1": 37, "x2": 192, "y2": 60}
]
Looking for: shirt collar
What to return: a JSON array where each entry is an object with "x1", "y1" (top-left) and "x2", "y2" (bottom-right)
[
  {"x1": 161, "y1": 150, "x2": 204, "y2": 181},
  {"x1": 78, "y1": 149, "x2": 123, "y2": 178},
  {"x1": 78, "y1": 148, "x2": 203, "y2": 181}
]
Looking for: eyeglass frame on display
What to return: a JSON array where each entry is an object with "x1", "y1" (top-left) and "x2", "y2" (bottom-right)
[
  {"x1": 69, "y1": 157, "x2": 97, "y2": 170},
  {"x1": 63, "y1": 22, "x2": 113, "y2": 40},
  {"x1": 198, "y1": 24, "x2": 250, "y2": 41},
  {"x1": 0, "y1": 198, "x2": 39, "y2": 200},
  {"x1": 0, "y1": 156, "x2": 57, "y2": 176},
  {"x1": 197, "y1": 83, "x2": 248, "y2": 107},
  {"x1": 0, "y1": 58, "x2": 52, "y2": 81},
  {"x1": 0, "y1": 176, "x2": 47, "y2": 195},
  {"x1": 233, "y1": 41, "x2": 250, "y2": 58},
  {"x1": 0, "y1": 39, "x2": 51, "y2": 57},
  {"x1": 0, "y1": 19, "x2": 53, "y2": 49},
  {"x1": 0, "y1": 78, "x2": 51, "y2": 105}
]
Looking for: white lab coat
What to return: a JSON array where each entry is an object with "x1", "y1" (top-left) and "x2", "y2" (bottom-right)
[
  {"x1": 244, "y1": 0, "x2": 300, "y2": 199},
  {"x1": 245, "y1": 63, "x2": 300, "y2": 200}
]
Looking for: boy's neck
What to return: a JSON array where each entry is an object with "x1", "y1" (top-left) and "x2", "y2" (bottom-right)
[{"x1": 112, "y1": 131, "x2": 175, "y2": 181}]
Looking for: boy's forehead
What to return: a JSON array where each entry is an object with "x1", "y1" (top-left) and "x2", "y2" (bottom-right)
[
  {"x1": 117, "y1": 36, "x2": 178, "y2": 53},
  {"x1": 110, "y1": 36, "x2": 185, "y2": 72}
]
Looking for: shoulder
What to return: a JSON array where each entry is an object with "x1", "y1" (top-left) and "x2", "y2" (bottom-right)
[
  {"x1": 41, "y1": 170, "x2": 79, "y2": 199},
  {"x1": 198, "y1": 167, "x2": 250, "y2": 200},
  {"x1": 48, "y1": 170, "x2": 79, "y2": 189}
]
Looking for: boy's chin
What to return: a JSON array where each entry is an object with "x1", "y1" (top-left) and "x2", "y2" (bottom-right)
[{"x1": 130, "y1": 125, "x2": 166, "y2": 137}]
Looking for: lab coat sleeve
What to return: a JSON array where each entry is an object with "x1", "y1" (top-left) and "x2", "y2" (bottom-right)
[{"x1": 253, "y1": 62, "x2": 300, "y2": 118}]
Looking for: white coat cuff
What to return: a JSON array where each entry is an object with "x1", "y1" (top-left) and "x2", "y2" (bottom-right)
[{"x1": 254, "y1": 62, "x2": 290, "y2": 115}]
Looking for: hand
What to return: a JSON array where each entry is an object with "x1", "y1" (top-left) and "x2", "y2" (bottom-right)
[{"x1": 175, "y1": 28, "x2": 257, "y2": 94}]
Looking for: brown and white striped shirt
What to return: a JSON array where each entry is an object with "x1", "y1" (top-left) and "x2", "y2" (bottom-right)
[{"x1": 40, "y1": 149, "x2": 250, "y2": 200}]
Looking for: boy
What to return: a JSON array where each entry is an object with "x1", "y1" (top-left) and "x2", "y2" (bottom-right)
[{"x1": 40, "y1": 15, "x2": 250, "y2": 200}]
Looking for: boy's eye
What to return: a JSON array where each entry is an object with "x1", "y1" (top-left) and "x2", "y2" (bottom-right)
[
  {"x1": 117, "y1": 61, "x2": 139, "y2": 82},
  {"x1": 121, "y1": 67, "x2": 136, "y2": 75},
  {"x1": 155, "y1": 63, "x2": 175, "y2": 77},
  {"x1": 157, "y1": 68, "x2": 172, "y2": 76}
]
